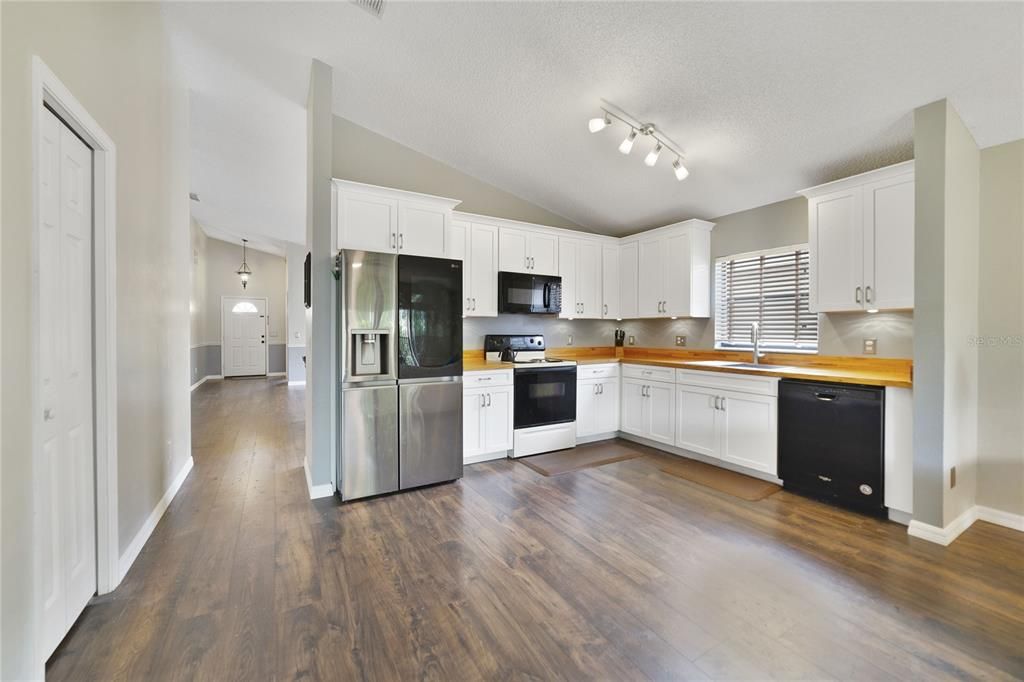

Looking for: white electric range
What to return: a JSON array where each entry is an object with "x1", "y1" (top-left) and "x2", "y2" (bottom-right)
[{"x1": 484, "y1": 335, "x2": 577, "y2": 458}]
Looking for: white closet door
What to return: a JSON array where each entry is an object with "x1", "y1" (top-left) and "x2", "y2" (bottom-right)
[
  {"x1": 39, "y1": 109, "x2": 97, "y2": 658},
  {"x1": 222, "y1": 297, "x2": 268, "y2": 376}
]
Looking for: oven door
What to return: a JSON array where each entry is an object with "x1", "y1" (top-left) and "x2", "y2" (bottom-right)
[
  {"x1": 498, "y1": 272, "x2": 561, "y2": 314},
  {"x1": 514, "y1": 366, "x2": 576, "y2": 429}
]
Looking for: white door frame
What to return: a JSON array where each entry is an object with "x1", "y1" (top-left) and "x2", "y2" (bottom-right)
[
  {"x1": 31, "y1": 55, "x2": 120, "y2": 612},
  {"x1": 220, "y1": 295, "x2": 269, "y2": 377}
]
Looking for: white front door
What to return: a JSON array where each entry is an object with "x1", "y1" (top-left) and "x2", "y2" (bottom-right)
[
  {"x1": 39, "y1": 108, "x2": 98, "y2": 658},
  {"x1": 222, "y1": 297, "x2": 267, "y2": 376}
]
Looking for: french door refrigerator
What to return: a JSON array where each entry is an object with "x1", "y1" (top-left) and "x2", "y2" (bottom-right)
[{"x1": 337, "y1": 250, "x2": 463, "y2": 501}]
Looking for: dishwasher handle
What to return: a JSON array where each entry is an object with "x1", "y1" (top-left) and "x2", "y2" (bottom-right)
[{"x1": 814, "y1": 392, "x2": 838, "y2": 402}]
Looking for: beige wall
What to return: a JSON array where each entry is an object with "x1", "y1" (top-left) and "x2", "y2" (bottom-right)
[
  {"x1": 977, "y1": 139, "x2": 1024, "y2": 516},
  {"x1": 333, "y1": 116, "x2": 583, "y2": 230},
  {"x1": 190, "y1": 217, "x2": 209, "y2": 348},
  {"x1": 2, "y1": 3, "x2": 191, "y2": 677},
  {"x1": 200, "y1": 236, "x2": 287, "y2": 346}
]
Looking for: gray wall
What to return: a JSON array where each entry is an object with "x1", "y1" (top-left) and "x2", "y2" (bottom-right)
[
  {"x1": 464, "y1": 316, "x2": 615, "y2": 350},
  {"x1": 977, "y1": 139, "x2": 1024, "y2": 516},
  {"x1": 333, "y1": 116, "x2": 583, "y2": 230},
  {"x1": 307, "y1": 60, "x2": 335, "y2": 488},
  {"x1": 2, "y1": 3, "x2": 191, "y2": 677}
]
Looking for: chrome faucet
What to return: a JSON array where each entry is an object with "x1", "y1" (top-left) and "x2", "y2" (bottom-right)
[{"x1": 750, "y1": 322, "x2": 766, "y2": 365}]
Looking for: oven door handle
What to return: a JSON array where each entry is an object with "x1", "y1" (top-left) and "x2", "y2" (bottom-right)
[
  {"x1": 542, "y1": 281, "x2": 551, "y2": 309},
  {"x1": 514, "y1": 366, "x2": 577, "y2": 375}
]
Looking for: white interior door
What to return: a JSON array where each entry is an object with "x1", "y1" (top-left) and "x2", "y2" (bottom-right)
[
  {"x1": 39, "y1": 108, "x2": 97, "y2": 658},
  {"x1": 222, "y1": 297, "x2": 268, "y2": 376}
]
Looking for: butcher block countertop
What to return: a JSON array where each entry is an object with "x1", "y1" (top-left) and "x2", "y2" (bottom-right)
[{"x1": 463, "y1": 347, "x2": 913, "y2": 388}]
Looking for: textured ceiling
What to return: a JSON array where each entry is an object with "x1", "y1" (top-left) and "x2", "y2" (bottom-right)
[{"x1": 166, "y1": 1, "x2": 1023, "y2": 240}]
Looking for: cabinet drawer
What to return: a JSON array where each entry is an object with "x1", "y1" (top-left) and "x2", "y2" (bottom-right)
[
  {"x1": 622, "y1": 364, "x2": 675, "y2": 383},
  {"x1": 576, "y1": 363, "x2": 619, "y2": 380},
  {"x1": 675, "y1": 369, "x2": 778, "y2": 397},
  {"x1": 464, "y1": 370, "x2": 513, "y2": 388}
]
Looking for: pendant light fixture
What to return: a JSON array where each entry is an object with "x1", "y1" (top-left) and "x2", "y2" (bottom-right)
[
  {"x1": 236, "y1": 239, "x2": 252, "y2": 289},
  {"x1": 588, "y1": 101, "x2": 690, "y2": 181}
]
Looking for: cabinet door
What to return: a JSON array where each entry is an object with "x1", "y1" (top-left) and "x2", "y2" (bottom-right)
[
  {"x1": 619, "y1": 241, "x2": 638, "y2": 319},
  {"x1": 863, "y1": 174, "x2": 914, "y2": 310},
  {"x1": 529, "y1": 231, "x2": 559, "y2": 276},
  {"x1": 599, "y1": 378, "x2": 620, "y2": 433},
  {"x1": 578, "y1": 241, "x2": 602, "y2": 319},
  {"x1": 810, "y1": 188, "x2": 863, "y2": 312},
  {"x1": 646, "y1": 381, "x2": 675, "y2": 445},
  {"x1": 398, "y1": 201, "x2": 448, "y2": 258},
  {"x1": 338, "y1": 192, "x2": 397, "y2": 253},
  {"x1": 449, "y1": 220, "x2": 470, "y2": 314},
  {"x1": 663, "y1": 231, "x2": 691, "y2": 317},
  {"x1": 718, "y1": 390, "x2": 777, "y2": 476},
  {"x1": 620, "y1": 379, "x2": 647, "y2": 436},
  {"x1": 482, "y1": 386, "x2": 514, "y2": 453},
  {"x1": 468, "y1": 224, "x2": 499, "y2": 317},
  {"x1": 675, "y1": 384, "x2": 719, "y2": 458},
  {"x1": 576, "y1": 380, "x2": 600, "y2": 437},
  {"x1": 637, "y1": 236, "x2": 664, "y2": 317},
  {"x1": 558, "y1": 238, "x2": 578, "y2": 319},
  {"x1": 602, "y1": 245, "x2": 620, "y2": 319},
  {"x1": 463, "y1": 388, "x2": 486, "y2": 460},
  {"x1": 499, "y1": 227, "x2": 529, "y2": 274}
]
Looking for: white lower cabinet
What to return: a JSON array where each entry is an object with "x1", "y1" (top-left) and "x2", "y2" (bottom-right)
[
  {"x1": 464, "y1": 372, "x2": 513, "y2": 463},
  {"x1": 577, "y1": 365, "x2": 620, "y2": 438},
  {"x1": 674, "y1": 371, "x2": 779, "y2": 477},
  {"x1": 620, "y1": 377, "x2": 675, "y2": 446}
]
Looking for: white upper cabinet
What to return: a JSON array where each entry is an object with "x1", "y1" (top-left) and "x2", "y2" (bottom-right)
[
  {"x1": 558, "y1": 237, "x2": 602, "y2": 319},
  {"x1": 631, "y1": 220, "x2": 714, "y2": 319},
  {"x1": 799, "y1": 161, "x2": 914, "y2": 312},
  {"x1": 499, "y1": 226, "x2": 558, "y2": 276},
  {"x1": 450, "y1": 218, "x2": 499, "y2": 317},
  {"x1": 618, "y1": 241, "x2": 639, "y2": 319},
  {"x1": 334, "y1": 179, "x2": 460, "y2": 258},
  {"x1": 601, "y1": 244, "x2": 620, "y2": 320}
]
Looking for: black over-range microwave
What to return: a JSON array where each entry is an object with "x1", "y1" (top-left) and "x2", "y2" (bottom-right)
[{"x1": 497, "y1": 271, "x2": 562, "y2": 314}]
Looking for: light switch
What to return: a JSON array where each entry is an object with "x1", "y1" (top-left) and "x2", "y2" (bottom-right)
[
  {"x1": 567, "y1": 334, "x2": 574, "y2": 346},
  {"x1": 675, "y1": 336, "x2": 687, "y2": 347},
  {"x1": 628, "y1": 335, "x2": 636, "y2": 346},
  {"x1": 863, "y1": 338, "x2": 877, "y2": 355}
]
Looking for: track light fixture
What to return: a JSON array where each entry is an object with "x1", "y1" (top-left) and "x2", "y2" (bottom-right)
[
  {"x1": 619, "y1": 129, "x2": 638, "y2": 154},
  {"x1": 588, "y1": 102, "x2": 690, "y2": 181}
]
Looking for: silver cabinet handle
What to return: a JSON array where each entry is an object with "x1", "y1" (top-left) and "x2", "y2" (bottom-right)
[
  {"x1": 603, "y1": 303, "x2": 608, "y2": 315},
  {"x1": 391, "y1": 232, "x2": 397, "y2": 249},
  {"x1": 480, "y1": 394, "x2": 486, "y2": 407},
  {"x1": 599, "y1": 384, "x2": 604, "y2": 395},
  {"x1": 467, "y1": 297, "x2": 471, "y2": 311},
  {"x1": 855, "y1": 286, "x2": 862, "y2": 304},
  {"x1": 486, "y1": 393, "x2": 492, "y2": 407},
  {"x1": 865, "y1": 285, "x2": 873, "y2": 303},
  {"x1": 399, "y1": 233, "x2": 404, "y2": 250},
  {"x1": 720, "y1": 397, "x2": 726, "y2": 411},
  {"x1": 477, "y1": 376, "x2": 492, "y2": 381},
  {"x1": 713, "y1": 396, "x2": 719, "y2": 410},
  {"x1": 472, "y1": 298, "x2": 476, "y2": 311},
  {"x1": 43, "y1": 407, "x2": 56, "y2": 421},
  {"x1": 593, "y1": 384, "x2": 599, "y2": 395}
]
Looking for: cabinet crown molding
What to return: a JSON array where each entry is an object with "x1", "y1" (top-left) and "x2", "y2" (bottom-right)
[
  {"x1": 332, "y1": 178, "x2": 462, "y2": 209},
  {"x1": 797, "y1": 160, "x2": 914, "y2": 199},
  {"x1": 619, "y1": 218, "x2": 716, "y2": 243}
]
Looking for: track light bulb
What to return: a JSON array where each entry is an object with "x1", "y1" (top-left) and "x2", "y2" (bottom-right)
[
  {"x1": 673, "y1": 158, "x2": 689, "y2": 181},
  {"x1": 588, "y1": 114, "x2": 611, "y2": 133},
  {"x1": 644, "y1": 142, "x2": 663, "y2": 167},
  {"x1": 619, "y1": 129, "x2": 637, "y2": 154}
]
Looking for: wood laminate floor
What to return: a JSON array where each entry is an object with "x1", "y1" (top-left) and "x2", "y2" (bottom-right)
[{"x1": 48, "y1": 377, "x2": 1024, "y2": 680}]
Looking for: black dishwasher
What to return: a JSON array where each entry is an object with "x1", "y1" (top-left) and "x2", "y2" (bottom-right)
[{"x1": 778, "y1": 379, "x2": 885, "y2": 517}]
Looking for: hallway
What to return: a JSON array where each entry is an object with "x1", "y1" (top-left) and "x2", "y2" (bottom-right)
[{"x1": 47, "y1": 378, "x2": 1024, "y2": 680}]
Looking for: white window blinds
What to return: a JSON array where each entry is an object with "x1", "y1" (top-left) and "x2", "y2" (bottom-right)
[{"x1": 714, "y1": 245, "x2": 818, "y2": 351}]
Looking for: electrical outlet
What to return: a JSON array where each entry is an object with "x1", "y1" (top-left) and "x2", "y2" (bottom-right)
[
  {"x1": 863, "y1": 338, "x2": 877, "y2": 355},
  {"x1": 567, "y1": 334, "x2": 574, "y2": 346},
  {"x1": 628, "y1": 335, "x2": 636, "y2": 346},
  {"x1": 950, "y1": 466, "x2": 957, "y2": 488},
  {"x1": 675, "y1": 335, "x2": 687, "y2": 347}
]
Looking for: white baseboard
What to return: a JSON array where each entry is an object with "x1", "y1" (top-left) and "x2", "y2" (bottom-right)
[
  {"x1": 976, "y1": 505, "x2": 1024, "y2": 532},
  {"x1": 118, "y1": 455, "x2": 194, "y2": 580},
  {"x1": 576, "y1": 431, "x2": 618, "y2": 445},
  {"x1": 304, "y1": 456, "x2": 334, "y2": 499},
  {"x1": 618, "y1": 432, "x2": 783, "y2": 485},
  {"x1": 268, "y1": 371, "x2": 286, "y2": 377},
  {"x1": 287, "y1": 380, "x2": 306, "y2": 386},
  {"x1": 464, "y1": 450, "x2": 508, "y2": 465},
  {"x1": 189, "y1": 374, "x2": 222, "y2": 391}
]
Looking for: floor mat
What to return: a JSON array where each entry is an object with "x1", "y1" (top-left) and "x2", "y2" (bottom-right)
[
  {"x1": 660, "y1": 458, "x2": 781, "y2": 501},
  {"x1": 518, "y1": 441, "x2": 644, "y2": 476}
]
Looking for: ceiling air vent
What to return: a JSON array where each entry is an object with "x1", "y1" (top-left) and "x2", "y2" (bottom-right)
[{"x1": 351, "y1": 0, "x2": 385, "y2": 18}]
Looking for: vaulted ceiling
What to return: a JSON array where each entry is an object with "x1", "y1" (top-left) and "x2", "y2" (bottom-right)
[{"x1": 165, "y1": 1, "x2": 1023, "y2": 243}]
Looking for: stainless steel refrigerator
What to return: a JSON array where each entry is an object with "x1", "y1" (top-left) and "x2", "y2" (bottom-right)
[{"x1": 337, "y1": 250, "x2": 463, "y2": 501}]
